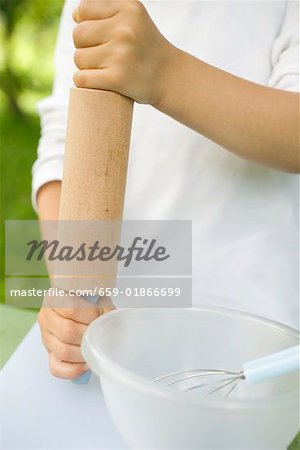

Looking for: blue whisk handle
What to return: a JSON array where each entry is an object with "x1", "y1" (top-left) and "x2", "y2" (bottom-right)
[{"x1": 243, "y1": 344, "x2": 300, "y2": 385}]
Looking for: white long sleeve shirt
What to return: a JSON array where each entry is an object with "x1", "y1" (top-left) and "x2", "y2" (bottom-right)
[{"x1": 32, "y1": 0, "x2": 299, "y2": 328}]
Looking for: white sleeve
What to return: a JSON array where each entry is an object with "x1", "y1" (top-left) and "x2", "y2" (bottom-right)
[
  {"x1": 268, "y1": 0, "x2": 299, "y2": 93},
  {"x1": 31, "y1": 0, "x2": 79, "y2": 212}
]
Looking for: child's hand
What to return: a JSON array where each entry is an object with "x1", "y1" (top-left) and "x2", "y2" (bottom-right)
[
  {"x1": 72, "y1": 0, "x2": 176, "y2": 105},
  {"x1": 38, "y1": 292, "x2": 112, "y2": 379}
]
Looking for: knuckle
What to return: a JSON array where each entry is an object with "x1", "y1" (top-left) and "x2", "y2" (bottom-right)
[
  {"x1": 73, "y1": 22, "x2": 87, "y2": 46},
  {"x1": 49, "y1": 359, "x2": 60, "y2": 378},
  {"x1": 77, "y1": 0, "x2": 89, "y2": 21},
  {"x1": 73, "y1": 49, "x2": 83, "y2": 68},
  {"x1": 73, "y1": 26, "x2": 81, "y2": 46},
  {"x1": 126, "y1": 0, "x2": 144, "y2": 15},
  {"x1": 116, "y1": 24, "x2": 136, "y2": 44},
  {"x1": 73, "y1": 70, "x2": 86, "y2": 88},
  {"x1": 130, "y1": 1, "x2": 146, "y2": 23}
]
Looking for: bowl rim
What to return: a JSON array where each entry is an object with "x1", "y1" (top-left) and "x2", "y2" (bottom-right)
[{"x1": 82, "y1": 307, "x2": 300, "y2": 411}]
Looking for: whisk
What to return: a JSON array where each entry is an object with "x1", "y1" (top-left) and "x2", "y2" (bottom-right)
[{"x1": 153, "y1": 344, "x2": 299, "y2": 398}]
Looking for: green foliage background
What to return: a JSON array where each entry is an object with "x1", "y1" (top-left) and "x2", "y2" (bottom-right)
[
  {"x1": 0, "y1": 0, "x2": 63, "y2": 298},
  {"x1": 0, "y1": 0, "x2": 63, "y2": 114},
  {"x1": 0, "y1": 0, "x2": 63, "y2": 365}
]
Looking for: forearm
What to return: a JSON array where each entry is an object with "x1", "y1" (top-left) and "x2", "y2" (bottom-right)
[{"x1": 155, "y1": 47, "x2": 300, "y2": 173}]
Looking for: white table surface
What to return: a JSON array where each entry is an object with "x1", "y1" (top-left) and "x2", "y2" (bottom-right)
[{"x1": 0, "y1": 323, "x2": 127, "y2": 450}]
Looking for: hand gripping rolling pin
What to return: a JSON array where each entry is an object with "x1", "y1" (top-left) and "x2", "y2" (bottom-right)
[{"x1": 58, "y1": 88, "x2": 133, "y2": 383}]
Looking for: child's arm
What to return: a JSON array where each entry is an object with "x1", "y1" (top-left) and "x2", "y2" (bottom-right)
[
  {"x1": 154, "y1": 52, "x2": 299, "y2": 173},
  {"x1": 72, "y1": 0, "x2": 299, "y2": 173}
]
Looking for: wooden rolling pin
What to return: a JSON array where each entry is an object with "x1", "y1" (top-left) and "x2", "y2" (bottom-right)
[
  {"x1": 58, "y1": 87, "x2": 133, "y2": 383},
  {"x1": 59, "y1": 87, "x2": 133, "y2": 221}
]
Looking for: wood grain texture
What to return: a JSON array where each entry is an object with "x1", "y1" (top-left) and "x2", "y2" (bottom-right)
[
  {"x1": 55, "y1": 88, "x2": 133, "y2": 293},
  {"x1": 59, "y1": 88, "x2": 133, "y2": 221}
]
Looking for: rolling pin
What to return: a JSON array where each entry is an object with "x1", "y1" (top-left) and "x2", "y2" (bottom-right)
[{"x1": 58, "y1": 87, "x2": 133, "y2": 383}]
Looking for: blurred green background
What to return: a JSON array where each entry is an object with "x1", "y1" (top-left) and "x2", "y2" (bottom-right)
[{"x1": 0, "y1": 0, "x2": 63, "y2": 368}]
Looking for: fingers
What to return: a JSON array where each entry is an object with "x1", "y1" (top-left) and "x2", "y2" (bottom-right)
[
  {"x1": 41, "y1": 330, "x2": 85, "y2": 363},
  {"x1": 73, "y1": 68, "x2": 118, "y2": 91},
  {"x1": 39, "y1": 307, "x2": 87, "y2": 345},
  {"x1": 71, "y1": 0, "x2": 159, "y2": 102},
  {"x1": 38, "y1": 292, "x2": 112, "y2": 379},
  {"x1": 73, "y1": 0, "x2": 120, "y2": 24},
  {"x1": 38, "y1": 306, "x2": 93, "y2": 379},
  {"x1": 73, "y1": 18, "x2": 113, "y2": 48},
  {"x1": 49, "y1": 353, "x2": 89, "y2": 380},
  {"x1": 74, "y1": 44, "x2": 110, "y2": 70}
]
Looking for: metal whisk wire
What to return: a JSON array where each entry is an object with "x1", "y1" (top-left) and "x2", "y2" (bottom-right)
[
  {"x1": 153, "y1": 369, "x2": 245, "y2": 397},
  {"x1": 152, "y1": 345, "x2": 299, "y2": 398}
]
